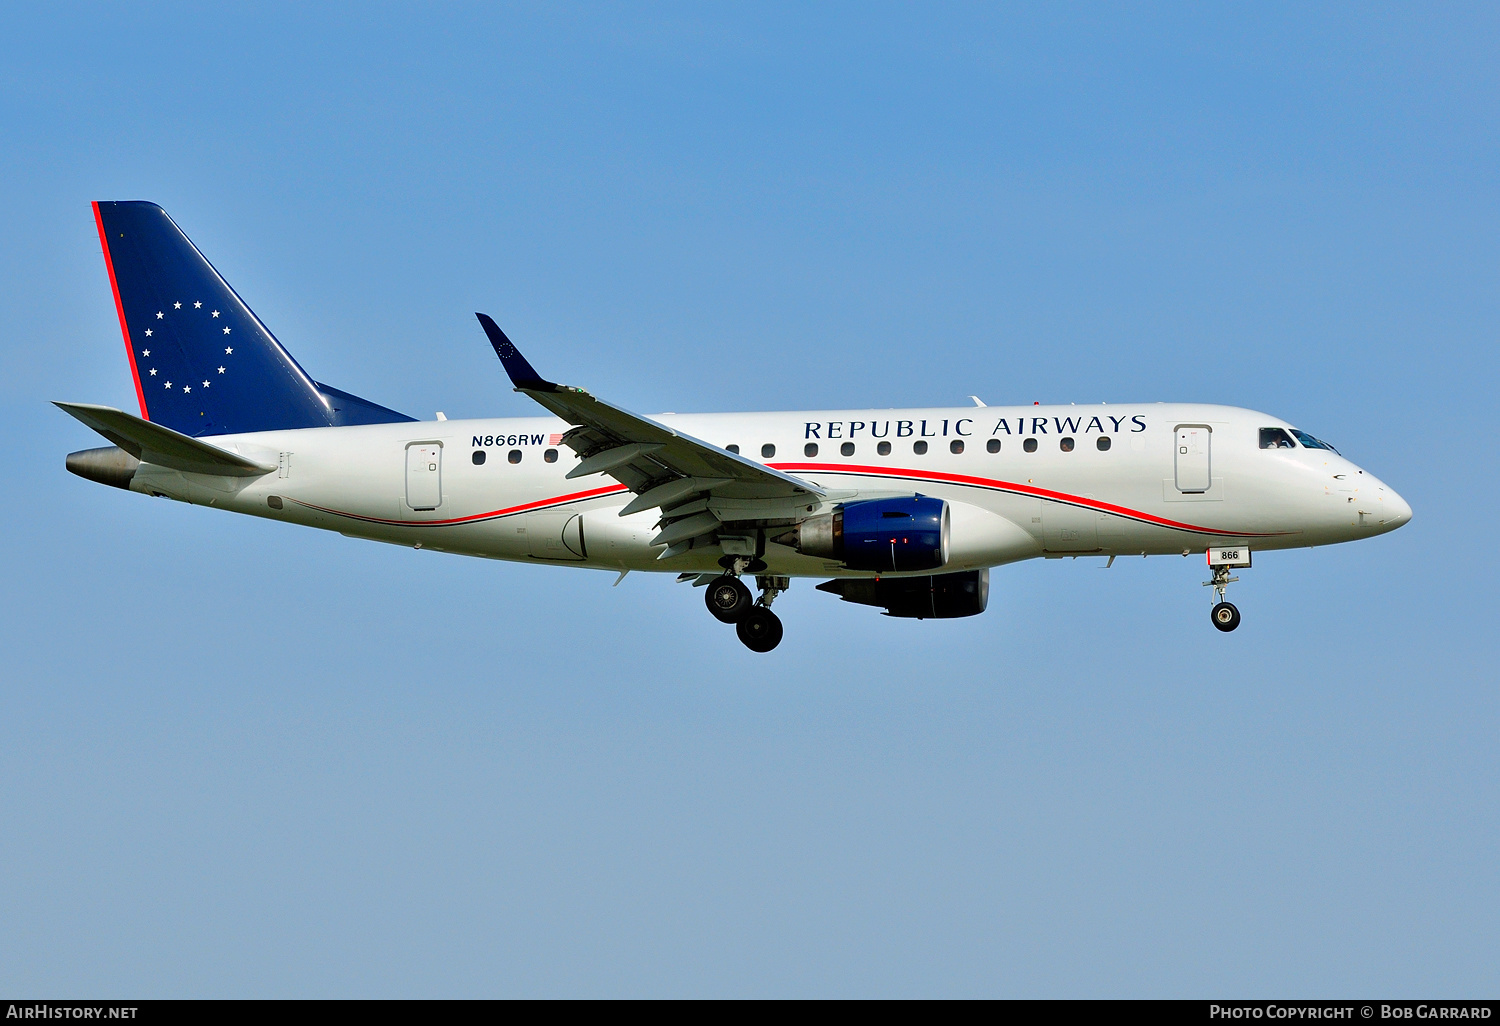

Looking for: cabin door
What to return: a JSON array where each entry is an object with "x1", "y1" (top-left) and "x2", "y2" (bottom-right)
[
  {"x1": 405, "y1": 442, "x2": 443, "y2": 511},
  {"x1": 1174, "y1": 426, "x2": 1211, "y2": 493}
]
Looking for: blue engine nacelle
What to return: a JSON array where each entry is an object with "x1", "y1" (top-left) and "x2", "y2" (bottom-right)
[{"x1": 777, "y1": 495, "x2": 949, "y2": 572}]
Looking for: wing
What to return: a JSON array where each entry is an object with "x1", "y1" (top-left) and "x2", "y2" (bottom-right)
[{"x1": 476, "y1": 314, "x2": 828, "y2": 558}]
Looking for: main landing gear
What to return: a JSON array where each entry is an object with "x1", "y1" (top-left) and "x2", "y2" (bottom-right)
[
  {"x1": 1205, "y1": 564, "x2": 1242, "y2": 633},
  {"x1": 736, "y1": 605, "x2": 784, "y2": 653},
  {"x1": 705, "y1": 575, "x2": 753, "y2": 623},
  {"x1": 704, "y1": 560, "x2": 788, "y2": 652}
]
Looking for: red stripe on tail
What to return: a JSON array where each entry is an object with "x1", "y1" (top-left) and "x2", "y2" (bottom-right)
[{"x1": 92, "y1": 202, "x2": 148, "y2": 420}]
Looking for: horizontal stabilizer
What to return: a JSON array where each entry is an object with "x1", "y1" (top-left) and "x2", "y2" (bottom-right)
[{"x1": 54, "y1": 402, "x2": 276, "y2": 477}]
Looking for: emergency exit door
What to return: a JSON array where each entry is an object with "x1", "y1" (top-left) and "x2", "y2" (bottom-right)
[
  {"x1": 405, "y1": 442, "x2": 443, "y2": 510},
  {"x1": 1174, "y1": 425, "x2": 1211, "y2": 493}
]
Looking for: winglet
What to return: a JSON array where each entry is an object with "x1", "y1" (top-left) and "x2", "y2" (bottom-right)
[{"x1": 475, "y1": 314, "x2": 555, "y2": 391}]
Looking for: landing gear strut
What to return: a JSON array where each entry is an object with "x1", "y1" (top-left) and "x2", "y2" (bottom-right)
[
  {"x1": 1204, "y1": 564, "x2": 1241, "y2": 632},
  {"x1": 734, "y1": 576, "x2": 788, "y2": 652}
]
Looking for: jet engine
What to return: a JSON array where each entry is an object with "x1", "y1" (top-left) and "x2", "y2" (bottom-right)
[
  {"x1": 816, "y1": 569, "x2": 989, "y2": 619},
  {"x1": 775, "y1": 495, "x2": 949, "y2": 572}
]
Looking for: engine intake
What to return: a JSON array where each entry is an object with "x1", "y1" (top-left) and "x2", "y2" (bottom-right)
[
  {"x1": 816, "y1": 569, "x2": 989, "y2": 619},
  {"x1": 776, "y1": 495, "x2": 949, "y2": 572}
]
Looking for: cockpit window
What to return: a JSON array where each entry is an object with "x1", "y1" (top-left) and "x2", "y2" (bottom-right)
[
  {"x1": 1291, "y1": 429, "x2": 1338, "y2": 453},
  {"x1": 1260, "y1": 428, "x2": 1296, "y2": 449}
]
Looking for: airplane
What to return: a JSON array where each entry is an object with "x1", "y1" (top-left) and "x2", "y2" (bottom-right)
[{"x1": 61, "y1": 201, "x2": 1413, "y2": 652}]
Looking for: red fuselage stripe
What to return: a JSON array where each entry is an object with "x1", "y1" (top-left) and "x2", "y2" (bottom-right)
[
  {"x1": 292, "y1": 465, "x2": 1280, "y2": 539},
  {"x1": 292, "y1": 483, "x2": 630, "y2": 526},
  {"x1": 766, "y1": 462, "x2": 1285, "y2": 537},
  {"x1": 93, "y1": 202, "x2": 148, "y2": 420}
]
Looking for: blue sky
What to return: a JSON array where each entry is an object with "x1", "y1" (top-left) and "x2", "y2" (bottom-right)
[{"x1": 2, "y1": 3, "x2": 1496, "y2": 996}]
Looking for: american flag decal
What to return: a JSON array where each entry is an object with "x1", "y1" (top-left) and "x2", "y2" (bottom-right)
[{"x1": 548, "y1": 433, "x2": 564, "y2": 445}]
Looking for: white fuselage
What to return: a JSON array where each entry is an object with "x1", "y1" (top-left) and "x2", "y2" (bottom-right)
[{"x1": 126, "y1": 403, "x2": 1411, "y2": 576}]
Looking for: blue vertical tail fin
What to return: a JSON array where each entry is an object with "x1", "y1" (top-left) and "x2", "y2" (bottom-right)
[{"x1": 92, "y1": 201, "x2": 413, "y2": 436}]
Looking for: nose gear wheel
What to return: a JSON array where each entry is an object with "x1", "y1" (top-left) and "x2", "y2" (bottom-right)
[
  {"x1": 1211, "y1": 601, "x2": 1241, "y2": 632},
  {"x1": 1203, "y1": 563, "x2": 1243, "y2": 632}
]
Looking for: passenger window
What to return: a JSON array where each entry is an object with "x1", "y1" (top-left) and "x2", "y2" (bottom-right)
[
  {"x1": 472, "y1": 450, "x2": 487, "y2": 465},
  {"x1": 804, "y1": 442, "x2": 818, "y2": 457},
  {"x1": 1259, "y1": 428, "x2": 1296, "y2": 450},
  {"x1": 877, "y1": 441, "x2": 891, "y2": 456},
  {"x1": 986, "y1": 439, "x2": 1001, "y2": 453},
  {"x1": 726, "y1": 444, "x2": 740, "y2": 454},
  {"x1": 950, "y1": 439, "x2": 964, "y2": 454},
  {"x1": 841, "y1": 442, "x2": 856, "y2": 456},
  {"x1": 508, "y1": 449, "x2": 522, "y2": 464},
  {"x1": 1023, "y1": 438, "x2": 1038, "y2": 453},
  {"x1": 1096, "y1": 436, "x2": 1111, "y2": 451},
  {"x1": 544, "y1": 448, "x2": 558, "y2": 463},
  {"x1": 1060, "y1": 437, "x2": 1074, "y2": 452},
  {"x1": 761, "y1": 443, "x2": 775, "y2": 458},
  {"x1": 913, "y1": 440, "x2": 928, "y2": 455}
]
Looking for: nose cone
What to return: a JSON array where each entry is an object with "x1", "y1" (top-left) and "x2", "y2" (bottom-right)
[
  {"x1": 1385, "y1": 488, "x2": 1413, "y2": 530},
  {"x1": 1358, "y1": 471, "x2": 1411, "y2": 533}
]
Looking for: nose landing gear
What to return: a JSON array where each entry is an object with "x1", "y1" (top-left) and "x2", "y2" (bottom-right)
[{"x1": 1204, "y1": 561, "x2": 1242, "y2": 632}]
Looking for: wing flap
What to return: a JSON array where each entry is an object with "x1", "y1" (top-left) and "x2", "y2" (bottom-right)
[
  {"x1": 619, "y1": 477, "x2": 732, "y2": 517},
  {"x1": 651, "y1": 510, "x2": 721, "y2": 547},
  {"x1": 565, "y1": 442, "x2": 665, "y2": 480}
]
